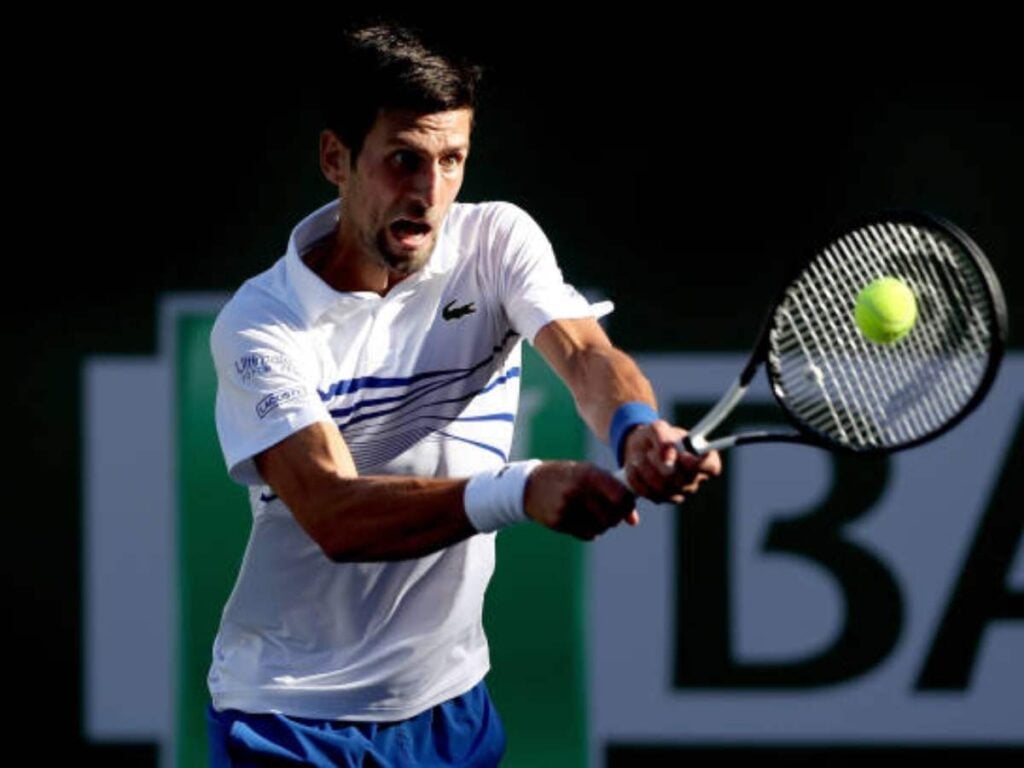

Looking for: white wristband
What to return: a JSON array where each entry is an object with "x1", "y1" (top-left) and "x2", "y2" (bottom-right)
[{"x1": 463, "y1": 460, "x2": 543, "y2": 533}]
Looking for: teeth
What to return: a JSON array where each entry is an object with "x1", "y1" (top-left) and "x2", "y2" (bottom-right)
[{"x1": 390, "y1": 221, "x2": 428, "y2": 245}]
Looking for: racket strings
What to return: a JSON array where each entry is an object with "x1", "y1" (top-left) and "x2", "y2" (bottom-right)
[
  {"x1": 888, "y1": 225, "x2": 993, "y2": 375},
  {"x1": 768, "y1": 220, "x2": 997, "y2": 450},
  {"x1": 868, "y1": 228, "x2": 982, "y2": 425},
  {"x1": 821, "y1": 225, "x2": 987, "y2": 444},
  {"x1": 840, "y1": 230, "x2": 964, "y2": 436},
  {"x1": 865, "y1": 225, "x2": 991, "y2": 414},
  {"x1": 774, "y1": 299, "x2": 866, "y2": 444},
  {"x1": 806, "y1": 252, "x2": 913, "y2": 442},
  {"x1": 784, "y1": 253, "x2": 910, "y2": 445},
  {"x1": 792, "y1": 245, "x2": 914, "y2": 444}
]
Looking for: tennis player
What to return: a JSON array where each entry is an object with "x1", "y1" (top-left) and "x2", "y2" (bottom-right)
[{"x1": 206, "y1": 21, "x2": 721, "y2": 767}]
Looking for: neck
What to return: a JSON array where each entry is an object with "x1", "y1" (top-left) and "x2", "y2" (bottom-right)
[{"x1": 303, "y1": 227, "x2": 396, "y2": 295}]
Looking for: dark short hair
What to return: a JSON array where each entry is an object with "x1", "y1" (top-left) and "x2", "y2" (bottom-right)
[{"x1": 323, "y1": 21, "x2": 483, "y2": 164}]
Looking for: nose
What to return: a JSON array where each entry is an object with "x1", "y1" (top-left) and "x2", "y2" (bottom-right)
[{"x1": 409, "y1": 160, "x2": 443, "y2": 210}]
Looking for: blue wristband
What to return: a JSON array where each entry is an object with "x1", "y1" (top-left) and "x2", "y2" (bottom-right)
[{"x1": 609, "y1": 402, "x2": 659, "y2": 467}]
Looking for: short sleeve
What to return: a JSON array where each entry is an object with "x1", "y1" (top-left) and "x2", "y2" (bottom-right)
[
  {"x1": 211, "y1": 310, "x2": 331, "y2": 486},
  {"x1": 492, "y1": 204, "x2": 607, "y2": 343}
]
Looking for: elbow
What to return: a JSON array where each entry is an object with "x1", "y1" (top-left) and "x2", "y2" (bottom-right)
[
  {"x1": 307, "y1": 519, "x2": 367, "y2": 563},
  {"x1": 306, "y1": 511, "x2": 369, "y2": 563},
  {"x1": 288, "y1": 489, "x2": 367, "y2": 563},
  {"x1": 318, "y1": 523, "x2": 374, "y2": 563},
  {"x1": 318, "y1": 532, "x2": 395, "y2": 564},
  {"x1": 306, "y1": 517, "x2": 353, "y2": 562}
]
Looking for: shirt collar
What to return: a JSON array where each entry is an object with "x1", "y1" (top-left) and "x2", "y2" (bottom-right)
[
  {"x1": 284, "y1": 200, "x2": 351, "y2": 326},
  {"x1": 284, "y1": 199, "x2": 456, "y2": 326}
]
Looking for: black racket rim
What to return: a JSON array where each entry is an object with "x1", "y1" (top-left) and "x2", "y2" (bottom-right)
[{"x1": 752, "y1": 209, "x2": 1008, "y2": 456}]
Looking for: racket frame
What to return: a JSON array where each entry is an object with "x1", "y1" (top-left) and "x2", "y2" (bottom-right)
[{"x1": 683, "y1": 210, "x2": 1007, "y2": 456}]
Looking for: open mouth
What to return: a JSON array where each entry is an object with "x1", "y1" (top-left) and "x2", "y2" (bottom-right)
[{"x1": 389, "y1": 219, "x2": 432, "y2": 248}]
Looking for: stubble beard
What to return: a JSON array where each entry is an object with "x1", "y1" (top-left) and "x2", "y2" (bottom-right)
[{"x1": 371, "y1": 228, "x2": 435, "y2": 277}]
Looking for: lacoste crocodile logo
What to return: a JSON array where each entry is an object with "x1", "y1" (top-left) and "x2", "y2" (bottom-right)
[{"x1": 442, "y1": 299, "x2": 476, "y2": 321}]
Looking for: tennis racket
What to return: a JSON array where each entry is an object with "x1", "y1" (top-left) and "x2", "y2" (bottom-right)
[{"x1": 616, "y1": 210, "x2": 1007, "y2": 486}]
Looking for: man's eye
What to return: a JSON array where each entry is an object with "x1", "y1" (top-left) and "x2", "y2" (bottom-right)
[
  {"x1": 392, "y1": 151, "x2": 419, "y2": 171},
  {"x1": 440, "y1": 155, "x2": 461, "y2": 169}
]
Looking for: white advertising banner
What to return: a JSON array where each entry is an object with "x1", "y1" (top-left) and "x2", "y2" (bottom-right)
[{"x1": 587, "y1": 354, "x2": 1023, "y2": 765}]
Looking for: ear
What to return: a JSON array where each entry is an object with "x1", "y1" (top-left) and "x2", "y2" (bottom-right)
[{"x1": 320, "y1": 130, "x2": 351, "y2": 186}]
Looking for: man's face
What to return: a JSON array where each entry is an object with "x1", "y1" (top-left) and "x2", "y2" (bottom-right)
[{"x1": 332, "y1": 108, "x2": 472, "y2": 277}]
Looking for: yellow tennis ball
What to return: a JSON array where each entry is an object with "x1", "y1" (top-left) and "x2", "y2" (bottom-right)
[{"x1": 854, "y1": 276, "x2": 918, "y2": 344}]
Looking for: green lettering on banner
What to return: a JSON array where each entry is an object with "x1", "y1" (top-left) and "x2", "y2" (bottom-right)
[{"x1": 175, "y1": 321, "x2": 588, "y2": 767}]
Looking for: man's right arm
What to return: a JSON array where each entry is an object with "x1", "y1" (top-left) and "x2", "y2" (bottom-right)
[{"x1": 254, "y1": 420, "x2": 637, "y2": 562}]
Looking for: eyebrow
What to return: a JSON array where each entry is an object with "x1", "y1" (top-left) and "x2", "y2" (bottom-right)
[{"x1": 385, "y1": 137, "x2": 470, "y2": 155}]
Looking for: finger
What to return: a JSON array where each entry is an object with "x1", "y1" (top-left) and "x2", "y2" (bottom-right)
[
  {"x1": 646, "y1": 445, "x2": 675, "y2": 478},
  {"x1": 634, "y1": 452, "x2": 677, "y2": 499},
  {"x1": 557, "y1": 469, "x2": 616, "y2": 538},
  {"x1": 632, "y1": 467, "x2": 669, "y2": 502},
  {"x1": 641, "y1": 425, "x2": 678, "y2": 470},
  {"x1": 587, "y1": 469, "x2": 640, "y2": 529},
  {"x1": 676, "y1": 446, "x2": 721, "y2": 473},
  {"x1": 680, "y1": 474, "x2": 708, "y2": 495},
  {"x1": 622, "y1": 456, "x2": 655, "y2": 499},
  {"x1": 589, "y1": 464, "x2": 634, "y2": 503},
  {"x1": 600, "y1": 479, "x2": 638, "y2": 524},
  {"x1": 660, "y1": 437, "x2": 681, "y2": 470},
  {"x1": 559, "y1": 495, "x2": 604, "y2": 539},
  {"x1": 626, "y1": 422, "x2": 683, "y2": 470},
  {"x1": 640, "y1": 451, "x2": 697, "y2": 502},
  {"x1": 579, "y1": 497, "x2": 615, "y2": 537},
  {"x1": 699, "y1": 449, "x2": 723, "y2": 477},
  {"x1": 674, "y1": 448, "x2": 707, "y2": 474},
  {"x1": 671, "y1": 442, "x2": 716, "y2": 475}
]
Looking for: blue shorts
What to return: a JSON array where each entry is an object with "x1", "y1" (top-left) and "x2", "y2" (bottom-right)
[{"x1": 207, "y1": 680, "x2": 506, "y2": 767}]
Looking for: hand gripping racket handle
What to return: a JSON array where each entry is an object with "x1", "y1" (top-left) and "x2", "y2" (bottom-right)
[
  {"x1": 612, "y1": 434, "x2": 704, "y2": 489},
  {"x1": 611, "y1": 378, "x2": 745, "y2": 489}
]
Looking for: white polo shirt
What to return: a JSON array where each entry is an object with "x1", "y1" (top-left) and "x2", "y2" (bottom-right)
[{"x1": 208, "y1": 199, "x2": 601, "y2": 721}]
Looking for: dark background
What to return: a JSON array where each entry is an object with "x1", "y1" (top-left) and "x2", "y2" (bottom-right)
[{"x1": 8, "y1": 9, "x2": 1020, "y2": 761}]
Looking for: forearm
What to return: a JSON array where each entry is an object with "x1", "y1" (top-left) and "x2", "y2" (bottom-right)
[
  {"x1": 255, "y1": 421, "x2": 478, "y2": 562},
  {"x1": 534, "y1": 319, "x2": 722, "y2": 503},
  {"x1": 533, "y1": 318, "x2": 657, "y2": 443},
  {"x1": 286, "y1": 460, "x2": 641, "y2": 559},
  {"x1": 556, "y1": 340, "x2": 722, "y2": 503},
  {"x1": 293, "y1": 474, "x2": 476, "y2": 562},
  {"x1": 254, "y1": 402, "x2": 640, "y2": 563},
  {"x1": 568, "y1": 345, "x2": 657, "y2": 441}
]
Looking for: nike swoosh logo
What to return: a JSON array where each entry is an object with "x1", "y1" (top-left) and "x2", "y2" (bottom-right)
[{"x1": 442, "y1": 299, "x2": 476, "y2": 321}]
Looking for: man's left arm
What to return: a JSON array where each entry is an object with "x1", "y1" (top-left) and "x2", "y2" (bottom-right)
[{"x1": 533, "y1": 317, "x2": 722, "y2": 504}]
